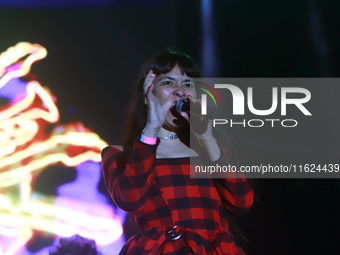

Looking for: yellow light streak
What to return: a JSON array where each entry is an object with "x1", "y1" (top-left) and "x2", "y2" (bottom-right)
[
  {"x1": 0, "y1": 81, "x2": 59, "y2": 160},
  {"x1": 0, "y1": 42, "x2": 47, "y2": 88},
  {"x1": 0, "y1": 225, "x2": 21, "y2": 237},
  {"x1": 0, "y1": 228, "x2": 33, "y2": 255},
  {"x1": 0, "y1": 131, "x2": 107, "y2": 180},
  {"x1": 0, "y1": 42, "x2": 121, "y2": 254},
  {"x1": 0, "y1": 209, "x2": 122, "y2": 245},
  {"x1": 0, "y1": 151, "x2": 104, "y2": 187},
  {"x1": 0, "y1": 81, "x2": 58, "y2": 122}
]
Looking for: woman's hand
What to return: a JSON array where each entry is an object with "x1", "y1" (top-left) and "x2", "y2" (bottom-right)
[
  {"x1": 142, "y1": 70, "x2": 175, "y2": 137},
  {"x1": 180, "y1": 96, "x2": 221, "y2": 161},
  {"x1": 178, "y1": 96, "x2": 213, "y2": 140}
]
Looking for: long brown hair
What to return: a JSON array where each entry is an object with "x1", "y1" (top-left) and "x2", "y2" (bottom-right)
[{"x1": 120, "y1": 50, "x2": 201, "y2": 149}]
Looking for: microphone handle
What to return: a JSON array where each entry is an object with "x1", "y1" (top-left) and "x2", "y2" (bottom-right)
[{"x1": 175, "y1": 98, "x2": 216, "y2": 119}]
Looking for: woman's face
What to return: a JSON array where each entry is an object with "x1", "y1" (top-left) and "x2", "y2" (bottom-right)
[{"x1": 152, "y1": 65, "x2": 197, "y2": 129}]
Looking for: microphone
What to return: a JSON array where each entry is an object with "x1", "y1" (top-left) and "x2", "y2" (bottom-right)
[{"x1": 175, "y1": 98, "x2": 217, "y2": 119}]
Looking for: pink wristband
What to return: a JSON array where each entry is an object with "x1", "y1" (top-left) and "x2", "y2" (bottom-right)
[{"x1": 140, "y1": 134, "x2": 157, "y2": 145}]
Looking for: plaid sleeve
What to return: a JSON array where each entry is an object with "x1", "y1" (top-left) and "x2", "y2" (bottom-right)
[
  {"x1": 101, "y1": 136, "x2": 160, "y2": 212},
  {"x1": 211, "y1": 150, "x2": 254, "y2": 215}
]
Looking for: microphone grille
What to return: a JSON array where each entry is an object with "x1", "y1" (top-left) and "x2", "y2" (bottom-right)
[{"x1": 176, "y1": 98, "x2": 185, "y2": 114}]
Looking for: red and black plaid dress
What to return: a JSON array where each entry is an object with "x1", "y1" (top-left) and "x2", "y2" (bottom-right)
[{"x1": 101, "y1": 136, "x2": 254, "y2": 255}]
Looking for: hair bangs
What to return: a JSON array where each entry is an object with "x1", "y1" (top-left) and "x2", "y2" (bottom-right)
[{"x1": 149, "y1": 50, "x2": 201, "y2": 78}]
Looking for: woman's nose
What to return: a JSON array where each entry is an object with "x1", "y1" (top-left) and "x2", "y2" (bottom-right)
[{"x1": 173, "y1": 86, "x2": 186, "y2": 98}]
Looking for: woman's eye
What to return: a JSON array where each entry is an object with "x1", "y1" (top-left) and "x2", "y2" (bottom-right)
[
  {"x1": 162, "y1": 81, "x2": 172, "y2": 85},
  {"x1": 184, "y1": 83, "x2": 192, "y2": 87}
]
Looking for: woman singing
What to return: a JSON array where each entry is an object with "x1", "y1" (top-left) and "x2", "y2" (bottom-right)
[{"x1": 101, "y1": 50, "x2": 254, "y2": 254}]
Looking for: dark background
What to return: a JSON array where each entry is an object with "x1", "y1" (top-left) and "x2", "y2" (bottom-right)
[{"x1": 1, "y1": 0, "x2": 340, "y2": 254}]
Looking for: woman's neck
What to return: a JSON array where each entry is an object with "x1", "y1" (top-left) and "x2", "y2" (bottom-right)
[
  {"x1": 156, "y1": 127, "x2": 197, "y2": 158},
  {"x1": 157, "y1": 127, "x2": 178, "y2": 138}
]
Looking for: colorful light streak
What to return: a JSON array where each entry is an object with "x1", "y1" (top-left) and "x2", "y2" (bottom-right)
[
  {"x1": 0, "y1": 42, "x2": 47, "y2": 89},
  {"x1": 0, "y1": 42, "x2": 124, "y2": 255},
  {"x1": 0, "y1": 81, "x2": 59, "y2": 160}
]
